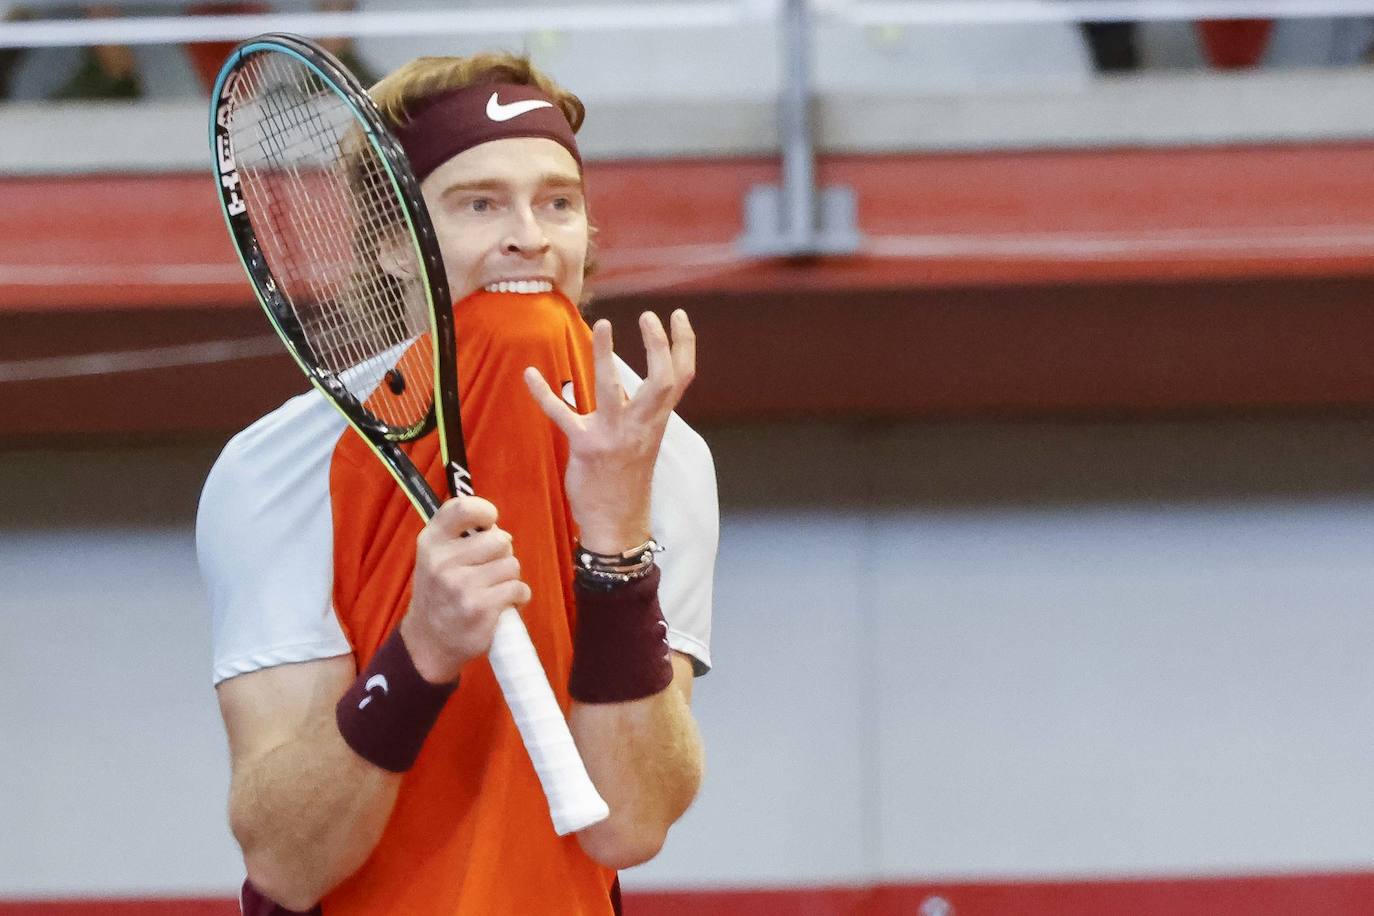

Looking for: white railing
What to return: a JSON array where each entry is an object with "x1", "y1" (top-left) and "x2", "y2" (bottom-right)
[
  {"x1": 9, "y1": 0, "x2": 1374, "y2": 49},
  {"x1": 844, "y1": 1, "x2": 1374, "y2": 27},
  {"x1": 0, "y1": 2, "x2": 749, "y2": 48}
]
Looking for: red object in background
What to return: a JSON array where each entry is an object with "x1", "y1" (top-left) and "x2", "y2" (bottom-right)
[
  {"x1": 1197, "y1": 19, "x2": 1275, "y2": 69},
  {"x1": 9, "y1": 872, "x2": 1374, "y2": 916},
  {"x1": 12, "y1": 146, "x2": 1374, "y2": 439},
  {"x1": 184, "y1": 2, "x2": 269, "y2": 93},
  {"x1": 13, "y1": 145, "x2": 1374, "y2": 312}
]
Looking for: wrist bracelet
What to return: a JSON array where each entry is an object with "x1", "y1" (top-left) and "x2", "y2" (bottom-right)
[
  {"x1": 574, "y1": 538, "x2": 662, "y2": 573},
  {"x1": 570, "y1": 564, "x2": 674, "y2": 703},
  {"x1": 573, "y1": 538, "x2": 663, "y2": 590},
  {"x1": 573, "y1": 562, "x2": 658, "y2": 590},
  {"x1": 335, "y1": 629, "x2": 458, "y2": 773}
]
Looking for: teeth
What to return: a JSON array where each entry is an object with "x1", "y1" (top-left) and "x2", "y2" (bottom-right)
[{"x1": 485, "y1": 280, "x2": 553, "y2": 294}]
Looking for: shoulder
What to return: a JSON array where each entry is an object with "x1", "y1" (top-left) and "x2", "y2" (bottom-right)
[
  {"x1": 197, "y1": 391, "x2": 354, "y2": 686},
  {"x1": 198, "y1": 388, "x2": 358, "y2": 540},
  {"x1": 202, "y1": 389, "x2": 347, "y2": 504}
]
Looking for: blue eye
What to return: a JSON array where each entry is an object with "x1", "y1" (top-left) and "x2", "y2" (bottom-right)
[{"x1": 469, "y1": 198, "x2": 491, "y2": 212}]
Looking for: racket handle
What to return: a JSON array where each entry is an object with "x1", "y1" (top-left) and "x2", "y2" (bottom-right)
[{"x1": 488, "y1": 608, "x2": 610, "y2": 835}]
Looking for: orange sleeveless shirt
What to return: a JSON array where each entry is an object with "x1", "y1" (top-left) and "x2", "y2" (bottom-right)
[{"x1": 321, "y1": 291, "x2": 616, "y2": 915}]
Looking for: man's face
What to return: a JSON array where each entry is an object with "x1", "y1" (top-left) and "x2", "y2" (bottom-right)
[{"x1": 419, "y1": 137, "x2": 588, "y2": 305}]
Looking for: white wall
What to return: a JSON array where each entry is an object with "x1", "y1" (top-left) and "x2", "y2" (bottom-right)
[
  {"x1": 629, "y1": 420, "x2": 1374, "y2": 889},
  {"x1": 5, "y1": 417, "x2": 1374, "y2": 896},
  {"x1": 0, "y1": 449, "x2": 241, "y2": 895}
]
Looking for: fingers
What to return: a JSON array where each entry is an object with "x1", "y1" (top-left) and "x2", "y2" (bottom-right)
[
  {"x1": 448, "y1": 559, "x2": 530, "y2": 611},
  {"x1": 640, "y1": 311, "x2": 671, "y2": 392},
  {"x1": 405, "y1": 516, "x2": 531, "y2": 678},
  {"x1": 467, "y1": 553, "x2": 522, "y2": 590},
  {"x1": 487, "y1": 578, "x2": 533, "y2": 610},
  {"x1": 669, "y1": 308, "x2": 696, "y2": 387},
  {"x1": 430, "y1": 494, "x2": 497, "y2": 537},
  {"x1": 636, "y1": 309, "x2": 695, "y2": 410},
  {"x1": 436, "y1": 525, "x2": 513, "y2": 564},
  {"x1": 523, "y1": 366, "x2": 580, "y2": 435},
  {"x1": 417, "y1": 516, "x2": 527, "y2": 608},
  {"x1": 592, "y1": 318, "x2": 624, "y2": 414},
  {"x1": 424, "y1": 498, "x2": 516, "y2": 561}
]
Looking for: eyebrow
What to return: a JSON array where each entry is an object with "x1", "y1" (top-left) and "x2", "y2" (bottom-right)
[{"x1": 441, "y1": 172, "x2": 583, "y2": 195}]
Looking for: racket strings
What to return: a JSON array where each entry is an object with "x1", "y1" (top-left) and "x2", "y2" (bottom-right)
[
  {"x1": 227, "y1": 51, "x2": 435, "y2": 435},
  {"x1": 240, "y1": 61, "x2": 375, "y2": 360}
]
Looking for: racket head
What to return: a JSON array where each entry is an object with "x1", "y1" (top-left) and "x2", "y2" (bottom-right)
[{"x1": 210, "y1": 34, "x2": 465, "y2": 486}]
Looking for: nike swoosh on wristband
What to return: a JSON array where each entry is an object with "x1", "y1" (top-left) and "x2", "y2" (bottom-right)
[
  {"x1": 358, "y1": 673, "x2": 389, "y2": 710},
  {"x1": 486, "y1": 92, "x2": 555, "y2": 122}
]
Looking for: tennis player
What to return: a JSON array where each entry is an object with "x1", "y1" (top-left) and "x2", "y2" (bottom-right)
[{"x1": 197, "y1": 52, "x2": 717, "y2": 915}]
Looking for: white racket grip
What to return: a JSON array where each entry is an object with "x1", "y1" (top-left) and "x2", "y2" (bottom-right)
[{"x1": 488, "y1": 607, "x2": 610, "y2": 835}]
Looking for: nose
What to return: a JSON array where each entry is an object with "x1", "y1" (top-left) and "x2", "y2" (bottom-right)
[{"x1": 502, "y1": 206, "x2": 549, "y2": 257}]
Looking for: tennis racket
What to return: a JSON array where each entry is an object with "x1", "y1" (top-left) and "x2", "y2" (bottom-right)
[{"x1": 209, "y1": 33, "x2": 608, "y2": 836}]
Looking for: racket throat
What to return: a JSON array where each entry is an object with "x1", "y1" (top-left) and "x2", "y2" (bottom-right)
[{"x1": 448, "y1": 463, "x2": 475, "y2": 499}]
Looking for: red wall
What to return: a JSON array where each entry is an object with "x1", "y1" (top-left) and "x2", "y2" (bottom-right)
[{"x1": 6, "y1": 872, "x2": 1374, "y2": 916}]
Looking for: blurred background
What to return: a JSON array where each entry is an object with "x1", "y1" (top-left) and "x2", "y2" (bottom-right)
[{"x1": 7, "y1": 0, "x2": 1374, "y2": 913}]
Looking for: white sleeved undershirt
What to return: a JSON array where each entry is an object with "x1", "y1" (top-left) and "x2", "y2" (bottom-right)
[
  {"x1": 196, "y1": 388, "x2": 352, "y2": 686},
  {"x1": 613, "y1": 356, "x2": 718, "y2": 674}
]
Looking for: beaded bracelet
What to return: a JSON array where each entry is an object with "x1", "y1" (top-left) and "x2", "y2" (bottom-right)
[{"x1": 573, "y1": 538, "x2": 663, "y2": 590}]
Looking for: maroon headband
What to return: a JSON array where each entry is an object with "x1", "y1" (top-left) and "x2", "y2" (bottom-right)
[{"x1": 392, "y1": 83, "x2": 582, "y2": 182}]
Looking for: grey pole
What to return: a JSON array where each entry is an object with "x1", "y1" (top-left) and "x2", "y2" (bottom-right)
[
  {"x1": 780, "y1": 0, "x2": 817, "y2": 250},
  {"x1": 737, "y1": 0, "x2": 860, "y2": 258}
]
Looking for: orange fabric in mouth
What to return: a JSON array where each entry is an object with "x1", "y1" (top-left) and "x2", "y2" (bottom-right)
[{"x1": 322, "y1": 290, "x2": 616, "y2": 915}]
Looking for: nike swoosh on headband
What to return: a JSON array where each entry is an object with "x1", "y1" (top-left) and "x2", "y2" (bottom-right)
[{"x1": 486, "y1": 92, "x2": 556, "y2": 122}]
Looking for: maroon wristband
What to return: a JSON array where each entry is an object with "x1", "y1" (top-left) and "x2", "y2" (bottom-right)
[
  {"x1": 570, "y1": 564, "x2": 675, "y2": 703},
  {"x1": 240, "y1": 879, "x2": 319, "y2": 916},
  {"x1": 335, "y1": 629, "x2": 457, "y2": 773}
]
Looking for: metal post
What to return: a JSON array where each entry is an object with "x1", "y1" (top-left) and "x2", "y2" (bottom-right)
[
  {"x1": 737, "y1": 0, "x2": 860, "y2": 258},
  {"x1": 780, "y1": 0, "x2": 816, "y2": 249}
]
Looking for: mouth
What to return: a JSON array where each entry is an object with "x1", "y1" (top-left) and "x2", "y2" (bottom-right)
[{"x1": 484, "y1": 280, "x2": 554, "y2": 294}]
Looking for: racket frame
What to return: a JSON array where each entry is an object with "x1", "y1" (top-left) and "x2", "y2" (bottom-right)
[{"x1": 210, "y1": 32, "x2": 463, "y2": 515}]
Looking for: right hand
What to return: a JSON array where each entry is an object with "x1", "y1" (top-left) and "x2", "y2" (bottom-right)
[{"x1": 399, "y1": 497, "x2": 531, "y2": 684}]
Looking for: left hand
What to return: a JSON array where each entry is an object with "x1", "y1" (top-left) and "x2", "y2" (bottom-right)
[{"x1": 523, "y1": 309, "x2": 695, "y2": 555}]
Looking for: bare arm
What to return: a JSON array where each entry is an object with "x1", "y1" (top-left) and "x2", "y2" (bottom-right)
[
  {"x1": 570, "y1": 652, "x2": 704, "y2": 867},
  {"x1": 218, "y1": 497, "x2": 529, "y2": 910},
  {"x1": 218, "y1": 655, "x2": 400, "y2": 911},
  {"x1": 526, "y1": 309, "x2": 706, "y2": 867}
]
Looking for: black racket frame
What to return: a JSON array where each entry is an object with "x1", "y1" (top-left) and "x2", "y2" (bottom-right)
[{"x1": 211, "y1": 32, "x2": 470, "y2": 514}]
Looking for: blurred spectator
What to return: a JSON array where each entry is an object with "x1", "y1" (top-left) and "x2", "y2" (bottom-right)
[
  {"x1": 312, "y1": 0, "x2": 378, "y2": 86},
  {"x1": 186, "y1": 0, "x2": 377, "y2": 92},
  {"x1": 1081, "y1": 20, "x2": 1139, "y2": 73},
  {"x1": 185, "y1": 1, "x2": 264, "y2": 90},
  {"x1": 0, "y1": 6, "x2": 33, "y2": 98},
  {"x1": 50, "y1": 6, "x2": 141, "y2": 99},
  {"x1": 1196, "y1": 18, "x2": 1274, "y2": 69},
  {"x1": 1264, "y1": 16, "x2": 1374, "y2": 67},
  {"x1": 0, "y1": 1, "x2": 376, "y2": 102}
]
